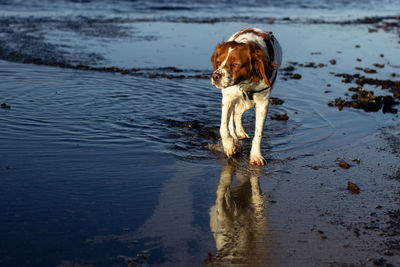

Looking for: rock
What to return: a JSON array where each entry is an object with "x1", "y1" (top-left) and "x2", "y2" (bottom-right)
[
  {"x1": 289, "y1": 73, "x2": 302, "y2": 79},
  {"x1": 271, "y1": 113, "x2": 289, "y2": 121},
  {"x1": 269, "y1": 97, "x2": 285, "y2": 105},
  {"x1": 339, "y1": 161, "x2": 351, "y2": 169},
  {"x1": 1, "y1": 102, "x2": 11, "y2": 109},
  {"x1": 347, "y1": 181, "x2": 360, "y2": 194}
]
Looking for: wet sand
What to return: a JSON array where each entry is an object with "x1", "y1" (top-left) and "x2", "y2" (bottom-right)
[
  {"x1": 1, "y1": 8, "x2": 400, "y2": 267},
  {"x1": 266, "y1": 129, "x2": 400, "y2": 266}
]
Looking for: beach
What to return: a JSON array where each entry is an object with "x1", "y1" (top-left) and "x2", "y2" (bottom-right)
[{"x1": 1, "y1": 0, "x2": 400, "y2": 266}]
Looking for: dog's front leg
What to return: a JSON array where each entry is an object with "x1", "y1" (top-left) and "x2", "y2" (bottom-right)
[
  {"x1": 250, "y1": 101, "x2": 269, "y2": 165},
  {"x1": 220, "y1": 98, "x2": 238, "y2": 158}
]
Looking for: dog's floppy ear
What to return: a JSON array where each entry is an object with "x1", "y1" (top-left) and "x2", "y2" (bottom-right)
[
  {"x1": 211, "y1": 42, "x2": 225, "y2": 70},
  {"x1": 249, "y1": 43, "x2": 276, "y2": 87}
]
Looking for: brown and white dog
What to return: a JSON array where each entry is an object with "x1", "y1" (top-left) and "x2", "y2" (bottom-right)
[{"x1": 211, "y1": 28, "x2": 282, "y2": 165}]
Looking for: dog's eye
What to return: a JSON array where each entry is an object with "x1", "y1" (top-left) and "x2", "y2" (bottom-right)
[
  {"x1": 232, "y1": 63, "x2": 241, "y2": 68},
  {"x1": 216, "y1": 60, "x2": 221, "y2": 66}
]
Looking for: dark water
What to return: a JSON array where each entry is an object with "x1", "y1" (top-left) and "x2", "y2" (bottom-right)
[
  {"x1": 1, "y1": 0, "x2": 400, "y2": 266},
  {"x1": 1, "y1": 0, "x2": 399, "y2": 18}
]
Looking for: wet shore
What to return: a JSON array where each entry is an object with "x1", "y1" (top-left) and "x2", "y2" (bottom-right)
[{"x1": 1, "y1": 6, "x2": 400, "y2": 266}]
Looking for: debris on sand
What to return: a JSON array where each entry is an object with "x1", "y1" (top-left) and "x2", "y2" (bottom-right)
[
  {"x1": 302, "y1": 62, "x2": 325, "y2": 68},
  {"x1": 347, "y1": 181, "x2": 360, "y2": 194},
  {"x1": 1, "y1": 102, "x2": 11, "y2": 109},
  {"x1": 289, "y1": 73, "x2": 302, "y2": 79},
  {"x1": 281, "y1": 64, "x2": 302, "y2": 80},
  {"x1": 339, "y1": 161, "x2": 351, "y2": 169},
  {"x1": 282, "y1": 65, "x2": 295, "y2": 72},
  {"x1": 329, "y1": 59, "x2": 337, "y2": 65},
  {"x1": 269, "y1": 97, "x2": 285, "y2": 105},
  {"x1": 355, "y1": 67, "x2": 378, "y2": 74},
  {"x1": 373, "y1": 63, "x2": 385, "y2": 68},
  {"x1": 363, "y1": 68, "x2": 377, "y2": 74},
  {"x1": 356, "y1": 77, "x2": 400, "y2": 98},
  {"x1": 328, "y1": 88, "x2": 398, "y2": 113},
  {"x1": 334, "y1": 73, "x2": 400, "y2": 98},
  {"x1": 0, "y1": 47, "x2": 211, "y2": 80},
  {"x1": 271, "y1": 113, "x2": 289, "y2": 121}
]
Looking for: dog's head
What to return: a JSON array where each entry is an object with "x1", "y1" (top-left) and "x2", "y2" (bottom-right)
[{"x1": 211, "y1": 41, "x2": 276, "y2": 89}]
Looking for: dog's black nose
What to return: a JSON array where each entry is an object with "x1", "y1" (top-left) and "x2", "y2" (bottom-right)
[{"x1": 212, "y1": 72, "x2": 222, "y2": 81}]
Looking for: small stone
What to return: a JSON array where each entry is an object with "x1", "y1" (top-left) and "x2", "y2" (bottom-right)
[
  {"x1": 339, "y1": 161, "x2": 351, "y2": 169},
  {"x1": 347, "y1": 181, "x2": 360, "y2": 194},
  {"x1": 289, "y1": 73, "x2": 302, "y2": 79},
  {"x1": 271, "y1": 113, "x2": 289, "y2": 121},
  {"x1": 1, "y1": 102, "x2": 11, "y2": 109},
  {"x1": 364, "y1": 68, "x2": 377, "y2": 74}
]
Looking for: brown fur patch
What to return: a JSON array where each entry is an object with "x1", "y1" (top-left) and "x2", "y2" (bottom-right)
[
  {"x1": 211, "y1": 39, "x2": 276, "y2": 87},
  {"x1": 211, "y1": 28, "x2": 277, "y2": 87}
]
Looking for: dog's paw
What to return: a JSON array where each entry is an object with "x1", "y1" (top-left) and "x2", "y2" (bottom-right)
[
  {"x1": 236, "y1": 129, "x2": 249, "y2": 139},
  {"x1": 250, "y1": 153, "x2": 265, "y2": 166},
  {"x1": 224, "y1": 145, "x2": 238, "y2": 158},
  {"x1": 222, "y1": 137, "x2": 238, "y2": 158}
]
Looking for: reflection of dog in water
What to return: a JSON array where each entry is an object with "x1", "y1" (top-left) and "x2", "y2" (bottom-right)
[{"x1": 208, "y1": 160, "x2": 268, "y2": 266}]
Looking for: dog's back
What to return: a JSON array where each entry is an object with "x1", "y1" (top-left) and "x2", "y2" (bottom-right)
[{"x1": 228, "y1": 28, "x2": 282, "y2": 86}]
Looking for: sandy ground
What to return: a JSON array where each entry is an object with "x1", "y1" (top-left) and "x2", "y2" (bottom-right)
[{"x1": 264, "y1": 127, "x2": 400, "y2": 266}]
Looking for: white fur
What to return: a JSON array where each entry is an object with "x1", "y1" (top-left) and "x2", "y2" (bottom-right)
[
  {"x1": 214, "y1": 28, "x2": 282, "y2": 165},
  {"x1": 228, "y1": 28, "x2": 267, "y2": 52}
]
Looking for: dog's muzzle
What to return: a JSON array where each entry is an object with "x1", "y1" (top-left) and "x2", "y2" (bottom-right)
[
  {"x1": 212, "y1": 72, "x2": 222, "y2": 83},
  {"x1": 211, "y1": 69, "x2": 232, "y2": 88}
]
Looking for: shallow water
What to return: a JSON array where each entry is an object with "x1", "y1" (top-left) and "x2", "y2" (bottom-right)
[{"x1": 1, "y1": 1, "x2": 400, "y2": 266}]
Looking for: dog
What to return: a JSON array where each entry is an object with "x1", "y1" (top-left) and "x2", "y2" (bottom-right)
[{"x1": 211, "y1": 28, "x2": 282, "y2": 165}]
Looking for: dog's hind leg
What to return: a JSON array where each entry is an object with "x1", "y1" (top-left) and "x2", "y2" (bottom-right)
[
  {"x1": 234, "y1": 99, "x2": 251, "y2": 139},
  {"x1": 228, "y1": 109, "x2": 238, "y2": 140}
]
